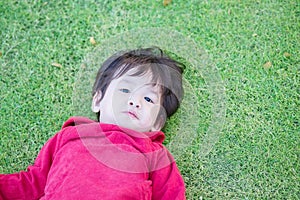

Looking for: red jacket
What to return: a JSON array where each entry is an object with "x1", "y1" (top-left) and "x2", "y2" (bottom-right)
[{"x1": 0, "y1": 117, "x2": 186, "y2": 200}]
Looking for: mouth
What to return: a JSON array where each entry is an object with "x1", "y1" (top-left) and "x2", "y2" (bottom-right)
[{"x1": 125, "y1": 111, "x2": 139, "y2": 119}]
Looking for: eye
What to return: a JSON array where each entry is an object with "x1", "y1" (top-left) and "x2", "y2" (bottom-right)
[
  {"x1": 144, "y1": 97, "x2": 154, "y2": 103},
  {"x1": 119, "y1": 88, "x2": 130, "y2": 93}
]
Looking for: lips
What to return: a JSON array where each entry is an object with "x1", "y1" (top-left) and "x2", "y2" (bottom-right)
[{"x1": 126, "y1": 111, "x2": 139, "y2": 119}]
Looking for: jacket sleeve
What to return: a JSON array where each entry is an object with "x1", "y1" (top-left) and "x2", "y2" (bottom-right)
[
  {"x1": 150, "y1": 153, "x2": 186, "y2": 200},
  {"x1": 0, "y1": 128, "x2": 66, "y2": 200}
]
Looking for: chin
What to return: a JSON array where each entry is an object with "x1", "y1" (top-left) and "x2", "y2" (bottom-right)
[{"x1": 124, "y1": 124, "x2": 150, "y2": 133}]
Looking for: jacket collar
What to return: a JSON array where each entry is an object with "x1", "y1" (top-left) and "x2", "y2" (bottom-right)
[{"x1": 62, "y1": 116, "x2": 165, "y2": 143}]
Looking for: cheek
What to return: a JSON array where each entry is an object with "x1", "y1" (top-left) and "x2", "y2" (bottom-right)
[
  {"x1": 146, "y1": 105, "x2": 161, "y2": 120},
  {"x1": 112, "y1": 92, "x2": 128, "y2": 106},
  {"x1": 112, "y1": 99, "x2": 126, "y2": 113}
]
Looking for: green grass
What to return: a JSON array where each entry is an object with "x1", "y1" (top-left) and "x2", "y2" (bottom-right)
[{"x1": 0, "y1": 0, "x2": 299, "y2": 199}]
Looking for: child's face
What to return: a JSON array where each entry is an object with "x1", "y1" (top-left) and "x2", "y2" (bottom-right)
[{"x1": 92, "y1": 68, "x2": 163, "y2": 132}]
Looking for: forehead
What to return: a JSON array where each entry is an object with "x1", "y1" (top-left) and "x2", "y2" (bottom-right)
[
  {"x1": 120, "y1": 70, "x2": 150, "y2": 83},
  {"x1": 115, "y1": 68, "x2": 161, "y2": 92}
]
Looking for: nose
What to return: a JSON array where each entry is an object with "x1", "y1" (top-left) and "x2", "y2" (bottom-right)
[{"x1": 128, "y1": 99, "x2": 141, "y2": 109}]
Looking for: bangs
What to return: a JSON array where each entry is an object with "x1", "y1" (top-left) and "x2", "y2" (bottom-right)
[{"x1": 114, "y1": 63, "x2": 175, "y2": 90}]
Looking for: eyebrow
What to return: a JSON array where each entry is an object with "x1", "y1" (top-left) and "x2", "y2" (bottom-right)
[
  {"x1": 119, "y1": 79, "x2": 134, "y2": 85},
  {"x1": 147, "y1": 89, "x2": 158, "y2": 95},
  {"x1": 120, "y1": 78, "x2": 161, "y2": 95},
  {"x1": 120, "y1": 77, "x2": 156, "y2": 86},
  {"x1": 145, "y1": 86, "x2": 161, "y2": 100}
]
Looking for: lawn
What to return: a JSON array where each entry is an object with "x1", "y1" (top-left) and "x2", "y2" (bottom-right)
[{"x1": 0, "y1": 0, "x2": 299, "y2": 199}]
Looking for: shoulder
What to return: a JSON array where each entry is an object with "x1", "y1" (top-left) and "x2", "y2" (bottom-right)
[
  {"x1": 50, "y1": 117, "x2": 99, "y2": 145},
  {"x1": 61, "y1": 116, "x2": 96, "y2": 129}
]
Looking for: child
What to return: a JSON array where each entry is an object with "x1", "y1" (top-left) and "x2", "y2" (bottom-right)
[{"x1": 0, "y1": 47, "x2": 186, "y2": 199}]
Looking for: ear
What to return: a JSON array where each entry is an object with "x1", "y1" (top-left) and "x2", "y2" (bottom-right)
[{"x1": 91, "y1": 91, "x2": 102, "y2": 113}]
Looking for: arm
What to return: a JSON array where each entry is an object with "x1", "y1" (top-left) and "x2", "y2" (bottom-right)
[
  {"x1": 0, "y1": 129, "x2": 65, "y2": 200},
  {"x1": 150, "y1": 162, "x2": 186, "y2": 200}
]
